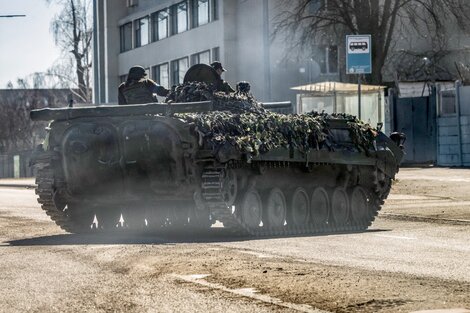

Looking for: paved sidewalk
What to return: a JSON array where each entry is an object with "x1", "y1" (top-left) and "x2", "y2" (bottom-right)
[{"x1": 0, "y1": 178, "x2": 36, "y2": 188}]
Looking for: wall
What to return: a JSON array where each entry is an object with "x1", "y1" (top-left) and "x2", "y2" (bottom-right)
[
  {"x1": 437, "y1": 116, "x2": 470, "y2": 166},
  {"x1": 437, "y1": 84, "x2": 470, "y2": 166},
  {"x1": 0, "y1": 152, "x2": 34, "y2": 179}
]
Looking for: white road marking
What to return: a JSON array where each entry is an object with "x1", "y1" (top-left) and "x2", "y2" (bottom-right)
[
  {"x1": 238, "y1": 250, "x2": 279, "y2": 259},
  {"x1": 172, "y1": 274, "x2": 331, "y2": 313}
]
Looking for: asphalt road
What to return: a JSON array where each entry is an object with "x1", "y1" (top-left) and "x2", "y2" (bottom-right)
[{"x1": 0, "y1": 168, "x2": 469, "y2": 312}]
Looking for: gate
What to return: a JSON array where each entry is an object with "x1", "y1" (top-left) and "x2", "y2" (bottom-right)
[{"x1": 392, "y1": 91, "x2": 437, "y2": 164}]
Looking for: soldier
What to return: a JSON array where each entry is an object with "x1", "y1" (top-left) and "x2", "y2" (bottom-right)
[
  {"x1": 211, "y1": 61, "x2": 235, "y2": 93},
  {"x1": 118, "y1": 65, "x2": 169, "y2": 105}
]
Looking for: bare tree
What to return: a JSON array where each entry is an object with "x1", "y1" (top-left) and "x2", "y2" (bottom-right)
[
  {"x1": 46, "y1": 0, "x2": 92, "y2": 102},
  {"x1": 9, "y1": 66, "x2": 70, "y2": 90},
  {"x1": 0, "y1": 89, "x2": 72, "y2": 153},
  {"x1": 273, "y1": 0, "x2": 470, "y2": 84}
]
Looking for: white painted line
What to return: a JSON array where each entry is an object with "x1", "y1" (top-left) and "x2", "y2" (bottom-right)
[
  {"x1": 238, "y1": 250, "x2": 278, "y2": 259},
  {"x1": 172, "y1": 274, "x2": 330, "y2": 313},
  {"x1": 187, "y1": 274, "x2": 211, "y2": 280},
  {"x1": 374, "y1": 234, "x2": 417, "y2": 240}
]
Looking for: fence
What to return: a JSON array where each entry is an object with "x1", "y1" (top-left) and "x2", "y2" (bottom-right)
[
  {"x1": 0, "y1": 151, "x2": 34, "y2": 178},
  {"x1": 437, "y1": 82, "x2": 470, "y2": 166}
]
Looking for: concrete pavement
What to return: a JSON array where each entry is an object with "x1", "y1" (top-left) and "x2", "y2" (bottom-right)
[{"x1": 0, "y1": 177, "x2": 36, "y2": 188}]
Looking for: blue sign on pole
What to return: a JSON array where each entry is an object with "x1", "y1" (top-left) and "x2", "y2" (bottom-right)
[{"x1": 346, "y1": 35, "x2": 372, "y2": 74}]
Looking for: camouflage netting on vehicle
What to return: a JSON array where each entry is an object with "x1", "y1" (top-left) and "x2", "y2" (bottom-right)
[
  {"x1": 169, "y1": 82, "x2": 377, "y2": 156},
  {"x1": 166, "y1": 82, "x2": 264, "y2": 113},
  {"x1": 178, "y1": 111, "x2": 380, "y2": 157},
  {"x1": 177, "y1": 111, "x2": 326, "y2": 155}
]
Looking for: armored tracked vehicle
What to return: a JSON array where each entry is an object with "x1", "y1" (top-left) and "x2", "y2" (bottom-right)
[{"x1": 30, "y1": 64, "x2": 404, "y2": 236}]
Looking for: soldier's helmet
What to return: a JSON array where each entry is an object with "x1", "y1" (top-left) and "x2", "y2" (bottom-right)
[
  {"x1": 128, "y1": 65, "x2": 147, "y2": 80},
  {"x1": 210, "y1": 61, "x2": 226, "y2": 72}
]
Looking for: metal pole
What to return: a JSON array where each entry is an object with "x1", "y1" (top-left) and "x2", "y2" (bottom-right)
[
  {"x1": 333, "y1": 90, "x2": 337, "y2": 113},
  {"x1": 92, "y1": 0, "x2": 100, "y2": 104},
  {"x1": 358, "y1": 75, "x2": 362, "y2": 119},
  {"x1": 455, "y1": 81, "x2": 463, "y2": 166}
]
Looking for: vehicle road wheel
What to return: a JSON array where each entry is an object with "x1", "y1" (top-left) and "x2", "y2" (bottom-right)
[
  {"x1": 145, "y1": 207, "x2": 165, "y2": 230},
  {"x1": 264, "y1": 188, "x2": 287, "y2": 228},
  {"x1": 169, "y1": 206, "x2": 190, "y2": 229},
  {"x1": 95, "y1": 206, "x2": 121, "y2": 231},
  {"x1": 222, "y1": 169, "x2": 237, "y2": 207},
  {"x1": 190, "y1": 207, "x2": 213, "y2": 230},
  {"x1": 330, "y1": 187, "x2": 350, "y2": 226},
  {"x1": 310, "y1": 187, "x2": 329, "y2": 226},
  {"x1": 288, "y1": 187, "x2": 309, "y2": 226},
  {"x1": 66, "y1": 203, "x2": 95, "y2": 233},
  {"x1": 240, "y1": 189, "x2": 263, "y2": 229},
  {"x1": 350, "y1": 186, "x2": 369, "y2": 224},
  {"x1": 123, "y1": 208, "x2": 146, "y2": 231}
]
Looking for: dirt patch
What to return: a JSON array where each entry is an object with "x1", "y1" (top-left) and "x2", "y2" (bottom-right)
[
  {"x1": 384, "y1": 168, "x2": 470, "y2": 221},
  {"x1": 102, "y1": 245, "x2": 470, "y2": 313},
  {"x1": 392, "y1": 168, "x2": 470, "y2": 201}
]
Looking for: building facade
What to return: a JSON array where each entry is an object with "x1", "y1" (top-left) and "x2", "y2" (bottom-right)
[{"x1": 93, "y1": 0, "x2": 339, "y2": 105}]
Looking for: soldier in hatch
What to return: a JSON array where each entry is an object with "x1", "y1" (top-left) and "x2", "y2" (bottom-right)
[
  {"x1": 211, "y1": 61, "x2": 235, "y2": 93},
  {"x1": 118, "y1": 65, "x2": 169, "y2": 105}
]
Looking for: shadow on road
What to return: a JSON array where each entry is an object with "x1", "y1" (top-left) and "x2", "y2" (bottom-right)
[{"x1": 4, "y1": 228, "x2": 390, "y2": 247}]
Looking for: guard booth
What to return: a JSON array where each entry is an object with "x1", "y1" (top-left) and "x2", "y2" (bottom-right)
[{"x1": 291, "y1": 81, "x2": 387, "y2": 133}]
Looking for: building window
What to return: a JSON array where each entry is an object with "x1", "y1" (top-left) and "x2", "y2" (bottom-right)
[
  {"x1": 192, "y1": 0, "x2": 210, "y2": 27},
  {"x1": 135, "y1": 16, "x2": 149, "y2": 48},
  {"x1": 212, "y1": 47, "x2": 220, "y2": 62},
  {"x1": 191, "y1": 50, "x2": 210, "y2": 66},
  {"x1": 319, "y1": 45, "x2": 338, "y2": 74},
  {"x1": 152, "y1": 63, "x2": 170, "y2": 89},
  {"x1": 151, "y1": 9, "x2": 169, "y2": 41},
  {"x1": 171, "y1": 1, "x2": 188, "y2": 35},
  {"x1": 440, "y1": 90, "x2": 456, "y2": 115},
  {"x1": 171, "y1": 57, "x2": 189, "y2": 85},
  {"x1": 211, "y1": 0, "x2": 218, "y2": 21},
  {"x1": 120, "y1": 22, "x2": 132, "y2": 52},
  {"x1": 127, "y1": 0, "x2": 138, "y2": 7}
]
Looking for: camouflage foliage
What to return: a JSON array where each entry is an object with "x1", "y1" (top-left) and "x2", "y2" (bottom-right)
[
  {"x1": 166, "y1": 82, "x2": 263, "y2": 113},
  {"x1": 170, "y1": 82, "x2": 377, "y2": 156}
]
